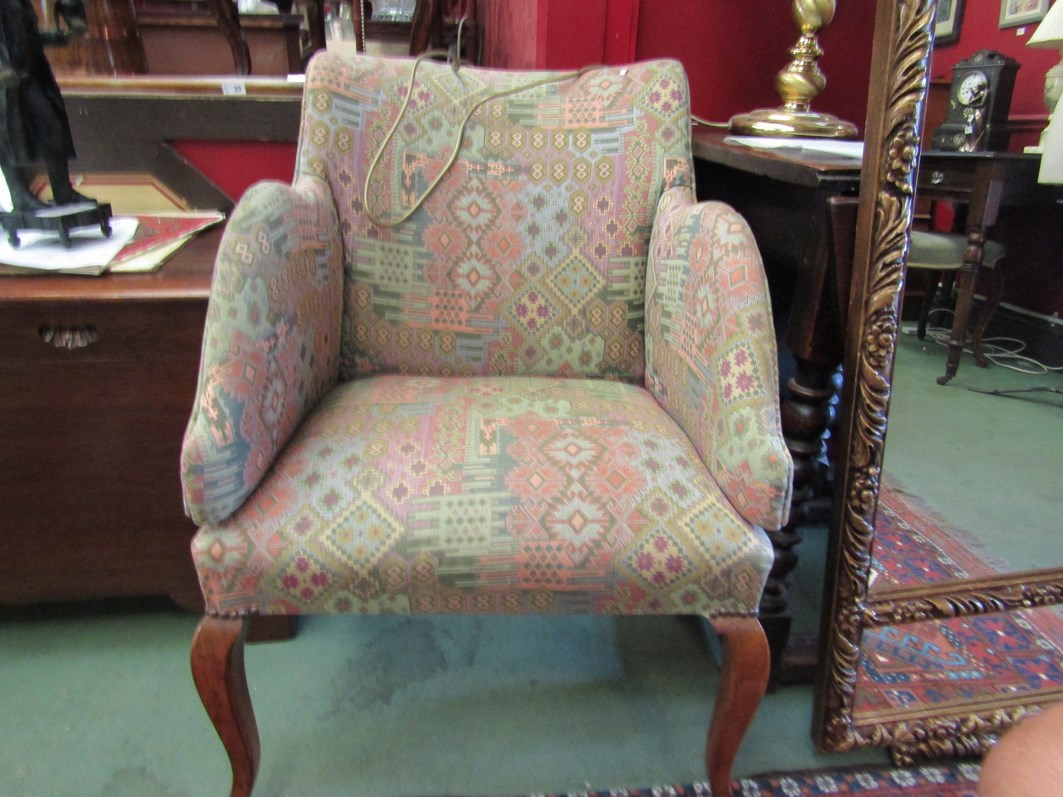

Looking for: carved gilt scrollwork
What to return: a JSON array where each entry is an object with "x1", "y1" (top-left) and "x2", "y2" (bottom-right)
[
  {"x1": 878, "y1": 705, "x2": 1037, "y2": 766},
  {"x1": 813, "y1": 0, "x2": 935, "y2": 754},
  {"x1": 865, "y1": 572, "x2": 1063, "y2": 626}
]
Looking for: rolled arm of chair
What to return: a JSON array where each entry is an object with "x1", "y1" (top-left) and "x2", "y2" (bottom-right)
[
  {"x1": 181, "y1": 176, "x2": 343, "y2": 525},
  {"x1": 645, "y1": 186, "x2": 793, "y2": 531}
]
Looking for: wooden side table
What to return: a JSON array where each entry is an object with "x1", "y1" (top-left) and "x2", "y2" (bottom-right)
[{"x1": 0, "y1": 230, "x2": 219, "y2": 611}]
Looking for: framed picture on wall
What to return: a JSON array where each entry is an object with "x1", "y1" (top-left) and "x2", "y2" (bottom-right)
[
  {"x1": 1000, "y1": 0, "x2": 1051, "y2": 28},
  {"x1": 935, "y1": 0, "x2": 965, "y2": 44}
]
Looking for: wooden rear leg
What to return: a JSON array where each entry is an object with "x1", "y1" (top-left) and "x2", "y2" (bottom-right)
[
  {"x1": 191, "y1": 616, "x2": 260, "y2": 797},
  {"x1": 704, "y1": 615, "x2": 770, "y2": 797},
  {"x1": 972, "y1": 265, "x2": 1005, "y2": 368}
]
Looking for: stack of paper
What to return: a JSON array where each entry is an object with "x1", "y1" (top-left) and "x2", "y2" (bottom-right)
[
  {"x1": 725, "y1": 135, "x2": 865, "y2": 160},
  {"x1": 108, "y1": 212, "x2": 226, "y2": 273},
  {"x1": 0, "y1": 211, "x2": 225, "y2": 276}
]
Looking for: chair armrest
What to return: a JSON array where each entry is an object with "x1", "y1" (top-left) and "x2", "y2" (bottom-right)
[
  {"x1": 181, "y1": 176, "x2": 343, "y2": 525},
  {"x1": 645, "y1": 186, "x2": 793, "y2": 531}
]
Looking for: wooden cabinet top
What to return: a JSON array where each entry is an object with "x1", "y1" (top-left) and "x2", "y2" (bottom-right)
[{"x1": 0, "y1": 227, "x2": 221, "y2": 304}]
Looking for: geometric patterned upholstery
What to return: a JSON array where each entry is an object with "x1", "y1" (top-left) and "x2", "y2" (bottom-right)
[
  {"x1": 647, "y1": 187, "x2": 792, "y2": 531},
  {"x1": 328, "y1": 54, "x2": 693, "y2": 384},
  {"x1": 192, "y1": 375, "x2": 774, "y2": 617},
  {"x1": 191, "y1": 374, "x2": 773, "y2": 616},
  {"x1": 181, "y1": 53, "x2": 792, "y2": 621}
]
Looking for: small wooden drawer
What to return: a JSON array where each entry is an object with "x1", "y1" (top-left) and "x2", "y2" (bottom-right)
[
  {"x1": 919, "y1": 162, "x2": 976, "y2": 198},
  {"x1": 0, "y1": 298, "x2": 206, "y2": 366}
]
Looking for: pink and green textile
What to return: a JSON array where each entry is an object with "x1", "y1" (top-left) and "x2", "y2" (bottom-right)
[{"x1": 181, "y1": 53, "x2": 791, "y2": 619}]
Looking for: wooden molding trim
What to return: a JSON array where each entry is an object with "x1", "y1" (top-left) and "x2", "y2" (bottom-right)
[{"x1": 58, "y1": 74, "x2": 304, "y2": 98}]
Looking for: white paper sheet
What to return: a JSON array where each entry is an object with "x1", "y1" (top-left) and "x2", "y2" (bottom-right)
[
  {"x1": 725, "y1": 135, "x2": 865, "y2": 160},
  {"x1": 0, "y1": 216, "x2": 138, "y2": 271}
]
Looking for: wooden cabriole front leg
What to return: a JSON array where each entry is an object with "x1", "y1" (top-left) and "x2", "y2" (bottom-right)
[
  {"x1": 705, "y1": 615, "x2": 771, "y2": 797},
  {"x1": 191, "y1": 616, "x2": 260, "y2": 797}
]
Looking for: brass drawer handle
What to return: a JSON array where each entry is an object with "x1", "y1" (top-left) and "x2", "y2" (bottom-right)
[
  {"x1": 39, "y1": 325, "x2": 99, "y2": 349},
  {"x1": 930, "y1": 170, "x2": 945, "y2": 185}
]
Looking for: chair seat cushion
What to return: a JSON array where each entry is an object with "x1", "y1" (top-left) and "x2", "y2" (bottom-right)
[
  {"x1": 908, "y1": 231, "x2": 1006, "y2": 270},
  {"x1": 192, "y1": 375, "x2": 773, "y2": 618}
]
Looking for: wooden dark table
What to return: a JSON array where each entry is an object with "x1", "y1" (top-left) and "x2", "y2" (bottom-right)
[
  {"x1": 692, "y1": 130, "x2": 862, "y2": 686},
  {"x1": 0, "y1": 229, "x2": 219, "y2": 611}
]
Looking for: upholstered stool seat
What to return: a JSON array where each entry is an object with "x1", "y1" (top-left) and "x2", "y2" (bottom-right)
[
  {"x1": 908, "y1": 230, "x2": 1007, "y2": 376},
  {"x1": 908, "y1": 231, "x2": 1006, "y2": 271}
]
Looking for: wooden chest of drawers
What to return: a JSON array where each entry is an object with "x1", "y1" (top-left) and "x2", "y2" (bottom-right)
[{"x1": 0, "y1": 230, "x2": 219, "y2": 610}]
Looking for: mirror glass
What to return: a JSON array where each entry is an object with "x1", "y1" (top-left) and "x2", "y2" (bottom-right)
[
  {"x1": 854, "y1": 323, "x2": 1063, "y2": 725},
  {"x1": 875, "y1": 333, "x2": 1060, "y2": 578}
]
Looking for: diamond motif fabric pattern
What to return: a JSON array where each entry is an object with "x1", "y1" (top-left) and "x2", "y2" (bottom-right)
[
  {"x1": 182, "y1": 179, "x2": 343, "y2": 524},
  {"x1": 295, "y1": 54, "x2": 690, "y2": 381},
  {"x1": 181, "y1": 53, "x2": 792, "y2": 621},
  {"x1": 646, "y1": 187, "x2": 793, "y2": 531},
  {"x1": 192, "y1": 376, "x2": 774, "y2": 617}
]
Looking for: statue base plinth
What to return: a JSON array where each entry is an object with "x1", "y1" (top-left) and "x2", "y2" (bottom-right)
[{"x1": 1, "y1": 203, "x2": 113, "y2": 248}]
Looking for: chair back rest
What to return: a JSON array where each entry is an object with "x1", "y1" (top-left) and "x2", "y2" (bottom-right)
[{"x1": 297, "y1": 53, "x2": 692, "y2": 380}]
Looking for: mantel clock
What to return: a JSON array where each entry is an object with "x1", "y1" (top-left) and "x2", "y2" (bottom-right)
[{"x1": 932, "y1": 50, "x2": 1019, "y2": 152}]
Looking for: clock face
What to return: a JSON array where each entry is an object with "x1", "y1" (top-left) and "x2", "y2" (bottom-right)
[{"x1": 957, "y1": 71, "x2": 989, "y2": 106}]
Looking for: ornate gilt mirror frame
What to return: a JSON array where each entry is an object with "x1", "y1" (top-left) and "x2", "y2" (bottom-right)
[{"x1": 813, "y1": 0, "x2": 1063, "y2": 763}]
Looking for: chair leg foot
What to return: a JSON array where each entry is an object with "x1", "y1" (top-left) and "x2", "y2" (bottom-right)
[
  {"x1": 191, "y1": 616, "x2": 260, "y2": 797},
  {"x1": 704, "y1": 615, "x2": 770, "y2": 797}
]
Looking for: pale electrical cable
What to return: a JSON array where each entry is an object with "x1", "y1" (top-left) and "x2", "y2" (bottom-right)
[
  {"x1": 364, "y1": 53, "x2": 604, "y2": 228},
  {"x1": 901, "y1": 310, "x2": 1063, "y2": 375}
]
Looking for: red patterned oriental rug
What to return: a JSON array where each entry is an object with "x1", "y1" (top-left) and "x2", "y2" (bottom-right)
[
  {"x1": 430, "y1": 761, "x2": 980, "y2": 796},
  {"x1": 854, "y1": 481, "x2": 1063, "y2": 725}
]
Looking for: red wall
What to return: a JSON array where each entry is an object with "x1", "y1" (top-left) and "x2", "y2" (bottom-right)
[
  {"x1": 635, "y1": 1, "x2": 876, "y2": 133},
  {"x1": 480, "y1": 0, "x2": 639, "y2": 69},
  {"x1": 171, "y1": 140, "x2": 297, "y2": 202},
  {"x1": 480, "y1": 0, "x2": 538, "y2": 69}
]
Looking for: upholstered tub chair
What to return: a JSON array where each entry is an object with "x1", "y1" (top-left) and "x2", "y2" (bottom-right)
[{"x1": 182, "y1": 52, "x2": 792, "y2": 797}]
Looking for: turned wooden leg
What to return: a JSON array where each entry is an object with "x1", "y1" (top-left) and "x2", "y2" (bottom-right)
[
  {"x1": 704, "y1": 615, "x2": 770, "y2": 797},
  {"x1": 762, "y1": 359, "x2": 835, "y2": 686},
  {"x1": 191, "y1": 616, "x2": 260, "y2": 797}
]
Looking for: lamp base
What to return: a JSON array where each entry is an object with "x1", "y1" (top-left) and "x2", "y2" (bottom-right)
[{"x1": 729, "y1": 107, "x2": 859, "y2": 139}]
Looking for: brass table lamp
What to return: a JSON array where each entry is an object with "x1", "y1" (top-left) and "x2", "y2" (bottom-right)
[{"x1": 730, "y1": 0, "x2": 858, "y2": 139}]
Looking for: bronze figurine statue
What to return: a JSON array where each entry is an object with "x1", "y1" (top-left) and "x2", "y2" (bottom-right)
[{"x1": 0, "y1": 0, "x2": 110, "y2": 247}]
